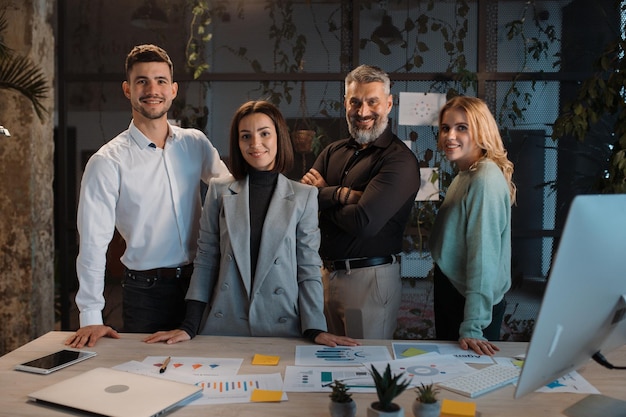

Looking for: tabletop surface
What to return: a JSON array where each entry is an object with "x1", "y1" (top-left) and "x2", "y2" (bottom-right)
[{"x1": 1, "y1": 331, "x2": 625, "y2": 417}]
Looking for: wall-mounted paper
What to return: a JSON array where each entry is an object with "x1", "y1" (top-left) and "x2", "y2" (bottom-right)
[
  {"x1": 399, "y1": 92, "x2": 447, "y2": 126},
  {"x1": 416, "y1": 168, "x2": 440, "y2": 201}
]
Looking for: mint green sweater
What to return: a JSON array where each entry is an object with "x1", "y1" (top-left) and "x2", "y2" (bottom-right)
[{"x1": 429, "y1": 159, "x2": 512, "y2": 339}]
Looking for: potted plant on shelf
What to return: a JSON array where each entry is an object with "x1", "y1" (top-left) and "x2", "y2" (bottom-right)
[
  {"x1": 328, "y1": 380, "x2": 356, "y2": 417},
  {"x1": 368, "y1": 363, "x2": 411, "y2": 417},
  {"x1": 412, "y1": 383, "x2": 441, "y2": 417}
]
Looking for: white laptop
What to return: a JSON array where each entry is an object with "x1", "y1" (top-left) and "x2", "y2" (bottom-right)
[{"x1": 28, "y1": 367, "x2": 202, "y2": 417}]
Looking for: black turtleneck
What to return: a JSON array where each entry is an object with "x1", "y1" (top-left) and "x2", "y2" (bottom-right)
[{"x1": 248, "y1": 170, "x2": 279, "y2": 279}]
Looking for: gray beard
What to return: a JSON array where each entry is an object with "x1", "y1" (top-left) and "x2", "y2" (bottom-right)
[{"x1": 349, "y1": 117, "x2": 388, "y2": 145}]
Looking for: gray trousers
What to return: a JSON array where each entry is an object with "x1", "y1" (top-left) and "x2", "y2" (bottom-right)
[{"x1": 322, "y1": 261, "x2": 402, "y2": 339}]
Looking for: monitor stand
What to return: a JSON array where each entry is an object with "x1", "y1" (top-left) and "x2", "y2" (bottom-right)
[{"x1": 563, "y1": 394, "x2": 626, "y2": 417}]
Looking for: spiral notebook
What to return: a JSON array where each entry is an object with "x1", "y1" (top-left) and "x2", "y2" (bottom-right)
[{"x1": 28, "y1": 367, "x2": 201, "y2": 417}]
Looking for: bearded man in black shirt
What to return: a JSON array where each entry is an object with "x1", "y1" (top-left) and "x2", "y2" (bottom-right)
[{"x1": 301, "y1": 65, "x2": 420, "y2": 339}]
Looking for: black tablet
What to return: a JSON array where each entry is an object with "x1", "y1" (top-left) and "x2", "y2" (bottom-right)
[{"x1": 15, "y1": 349, "x2": 97, "y2": 374}]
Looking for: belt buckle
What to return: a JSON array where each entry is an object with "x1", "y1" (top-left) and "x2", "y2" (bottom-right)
[{"x1": 344, "y1": 259, "x2": 352, "y2": 275}]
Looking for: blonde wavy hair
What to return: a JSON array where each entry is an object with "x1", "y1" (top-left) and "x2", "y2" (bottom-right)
[{"x1": 438, "y1": 96, "x2": 517, "y2": 204}]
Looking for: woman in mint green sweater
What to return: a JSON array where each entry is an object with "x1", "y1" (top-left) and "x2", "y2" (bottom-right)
[{"x1": 430, "y1": 96, "x2": 516, "y2": 356}]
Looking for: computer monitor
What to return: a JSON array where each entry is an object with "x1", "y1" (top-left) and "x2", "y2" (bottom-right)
[{"x1": 514, "y1": 194, "x2": 626, "y2": 399}]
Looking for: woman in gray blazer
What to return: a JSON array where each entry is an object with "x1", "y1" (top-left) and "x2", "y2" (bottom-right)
[{"x1": 145, "y1": 101, "x2": 358, "y2": 347}]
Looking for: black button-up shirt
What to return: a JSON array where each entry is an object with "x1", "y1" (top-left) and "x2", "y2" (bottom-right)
[{"x1": 312, "y1": 125, "x2": 421, "y2": 260}]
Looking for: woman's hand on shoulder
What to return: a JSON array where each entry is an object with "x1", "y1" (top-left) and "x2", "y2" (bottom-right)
[
  {"x1": 314, "y1": 332, "x2": 361, "y2": 347},
  {"x1": 143, "y1": 329, "x2": 191, "y2": 345}
]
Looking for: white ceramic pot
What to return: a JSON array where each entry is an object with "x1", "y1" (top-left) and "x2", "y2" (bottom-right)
[
  {"x1": 329, "y1": 400, "x2": 357, "y2": 417},
  {"x1": 411, "y1": 400, "x2": 441, "y2": 417},
  {"x1": 367, "y1": 402, "x2": 405, "y2": 417}
]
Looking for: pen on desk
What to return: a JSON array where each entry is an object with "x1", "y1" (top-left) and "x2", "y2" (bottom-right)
[{"x1": 159, "y1": 356, "x2": 171, "y2": 374}]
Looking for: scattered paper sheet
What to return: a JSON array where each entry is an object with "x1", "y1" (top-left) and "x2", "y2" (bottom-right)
[
  {"x1": 191, "y1": 373, "x2": 287, "y2": 405},
  {"x1": 368, "y1": 353, "x2": 477, "y2": 386},
  {"x1": 284, "y1": 353, "x2": 477, "y2": 393},
  {"x1": 520, "y1": 370, "x2": 600, "y2": 395},
  {"x1": 140, "y1": 356, "x2": 243, "y2": 377},
  {"x1": 114, "y1": 359, "x2": 285, "y2": 405},
  {"x1": 398, "y1": 92, "x2": 447, "y2": 126},
  {"x1": 295, "y1": 345, "x2": 392, "y2": 366},
  {"x1": 284, "y1": 365, "x2": 374, "y2": 392},
  {"x1": 392, "y1": 342, "x2": 496, "y2": 364},
  {"x1": 416, "y1": 168, "x2": 440, "y2": 201}
]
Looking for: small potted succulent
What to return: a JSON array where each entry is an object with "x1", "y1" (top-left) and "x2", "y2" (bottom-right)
[
  {"x1": 412, "y1": 383, "x2": 441, "y2": 417},
  {"x1": 367, "y1": 363, "x2": 411, "y2": 417},
  {"x1": 328, "y1": 380, "x2": 357, "y2": 417}
]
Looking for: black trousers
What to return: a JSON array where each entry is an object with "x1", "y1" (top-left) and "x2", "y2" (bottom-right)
[
  {"x1": 121, "y1": 267, "x2": 192, "y2": 333},
  {"x1": 433, "y1": 264, "x2": 506, "y2": 341}
]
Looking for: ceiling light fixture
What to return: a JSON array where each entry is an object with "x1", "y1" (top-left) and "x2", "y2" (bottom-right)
[
  {"x1": 0, "y1": 125, "x2": 11, "y2": 137},
  {"x1": 371, "y1": 13, "x2": 402, "y2": 44},
  {"x1": 130, "y1": 0, "x2": 169, "y2": 30}
]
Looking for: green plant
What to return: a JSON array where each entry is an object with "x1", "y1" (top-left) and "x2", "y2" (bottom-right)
[
  {"x1": 414, "y1": 383, "x2": 439, "y2": 404},
  {"x1": 369, "y1": 363, "x2": 411, "y2": 412},
  {"x1": 0, "y1": 12, "x2": 49, "y2": 120},
  {"x1": 498, "y1": 1, "x2": 559, "y2": 129},
  {"x1": 552, "y1": 30, "x2": 626, "y2": 194},
  {"x1": 329, "y1": 380, "x2": 353, "y2": 403},
  {"x1": 185, "y1": 0, "x2": 234, "y2": 79}
]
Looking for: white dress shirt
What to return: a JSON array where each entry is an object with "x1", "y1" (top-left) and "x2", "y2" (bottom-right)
[{"x1": 75, "y1": 121, "x2": 231, "y2": 327}]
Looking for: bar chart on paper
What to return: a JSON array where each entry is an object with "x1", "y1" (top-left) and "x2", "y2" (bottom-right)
[{"x1": 191, "y1": 373, "x2": 287, "y2": 405}]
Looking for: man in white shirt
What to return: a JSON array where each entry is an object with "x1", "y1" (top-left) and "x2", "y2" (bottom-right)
[{"x1": 65, "y1": 44, "x2": 231, "y2": 348}]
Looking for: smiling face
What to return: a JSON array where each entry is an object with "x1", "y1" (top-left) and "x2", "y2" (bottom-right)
[
  {"x1": 345, "y1": 81, "x2": 392, "y2": 146},
  {"x1": 439, "y1": 107, "x2": 484, "y2": 171},
  {"x1": 122, "y1": 61, "x2": 178, "y2": 121},
  {"x1": 238, "y1": 113, "x2": 278, "y2": 172}
]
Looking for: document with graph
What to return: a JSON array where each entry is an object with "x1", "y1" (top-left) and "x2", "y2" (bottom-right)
[
  {"x1": 294, "y1": 345, "x2": 392, "y2": 366},
  {"x1": 284, "y1": 352, "x2": 477, "y2": 392}
]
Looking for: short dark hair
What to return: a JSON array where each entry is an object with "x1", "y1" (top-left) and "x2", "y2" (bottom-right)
[
  {"x1": 125, "y1": 44, "x2": 173, "y2": 80},
  {"x1": 228, "y1": 100, "x2": 294, "y2": 180}
]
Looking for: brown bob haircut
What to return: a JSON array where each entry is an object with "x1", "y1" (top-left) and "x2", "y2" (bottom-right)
[{"x1": 228, "y1": 100, "x2": 294, "y2": 180}]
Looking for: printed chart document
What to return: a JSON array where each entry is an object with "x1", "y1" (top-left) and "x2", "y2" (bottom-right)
[
  {"x1": 392, "y1": 342, "x2": 495, "y2": 364},
  {"x1": 284, "y1": 365, "x2": 373, "y2": 392},
  {"x1": 531, "y1": 371, "x2": 599, "y2": 394},
  {"x1": 295, "y1": 345, "x2": 392, "y2": 366},
  {"x1": 398, "y1": 92, "x2": 447, "y2": 126},
  {"x1": 491, "y1": 357, "x2": 600, "y2": 395},
  {"x1": 115, "y1": 357, "x2": 286, "y2": 405},
  {"x1": 141, "y1": 356, "x2": 243, "y2": 377},
  {"x1": 370, "y1": 353, "x2": 477, "y2": 386},
  {"x1": 190, "y1": 373, "x2": 287, "y2": 405},
  {"x1": 285, "y1": 352, "x2": 476, "y2": 393}
]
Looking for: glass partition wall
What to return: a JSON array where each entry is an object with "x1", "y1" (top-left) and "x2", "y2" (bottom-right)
[{"x1": 56, "y1": 0, "x2": 620, "y2": 337}]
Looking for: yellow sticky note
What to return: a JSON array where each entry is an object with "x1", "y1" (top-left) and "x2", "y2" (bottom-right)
[
  {"x1": 401, "y1": 347, "x2": 429, "y2": 357},
  {"x1": 250, "y1": 389, "x2": 283, "y2": 402},
  {"x1": 252, "y1": 353, "x2": 280, "y2": 365},
  {"x1": 440, "y1": 398, "x2": 476, "y2": 417}
]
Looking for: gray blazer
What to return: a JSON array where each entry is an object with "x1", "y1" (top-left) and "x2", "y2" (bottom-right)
[{"x1": 186, "y1": 174, "x2": 327, "y2": 337}]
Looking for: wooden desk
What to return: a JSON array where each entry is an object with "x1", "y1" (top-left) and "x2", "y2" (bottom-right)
[{"x1": 1, "y1": 332, "x2": 625, "y2": 416}]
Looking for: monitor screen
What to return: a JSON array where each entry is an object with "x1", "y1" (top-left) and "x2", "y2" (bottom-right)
[{"x1": 514, "y1": 194, "x2": 626, "y2": 399}]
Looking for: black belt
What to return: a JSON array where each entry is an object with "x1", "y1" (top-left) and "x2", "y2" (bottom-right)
[
  {"x1": 126, "y1": 264, "x2": 193, "y2": 279},
  {"x1": 323, "y1": 256, "x2": 395, "y2": 272}
]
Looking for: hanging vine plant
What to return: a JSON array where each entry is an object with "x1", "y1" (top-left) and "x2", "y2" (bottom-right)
[{"x1": 552, "y1": 35, "x2": 626, "y2": 194}]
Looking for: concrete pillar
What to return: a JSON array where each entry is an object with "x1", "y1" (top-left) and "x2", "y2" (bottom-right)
[{"x1": 0, "y1": 0, "x2": 56, "y2": 355}]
